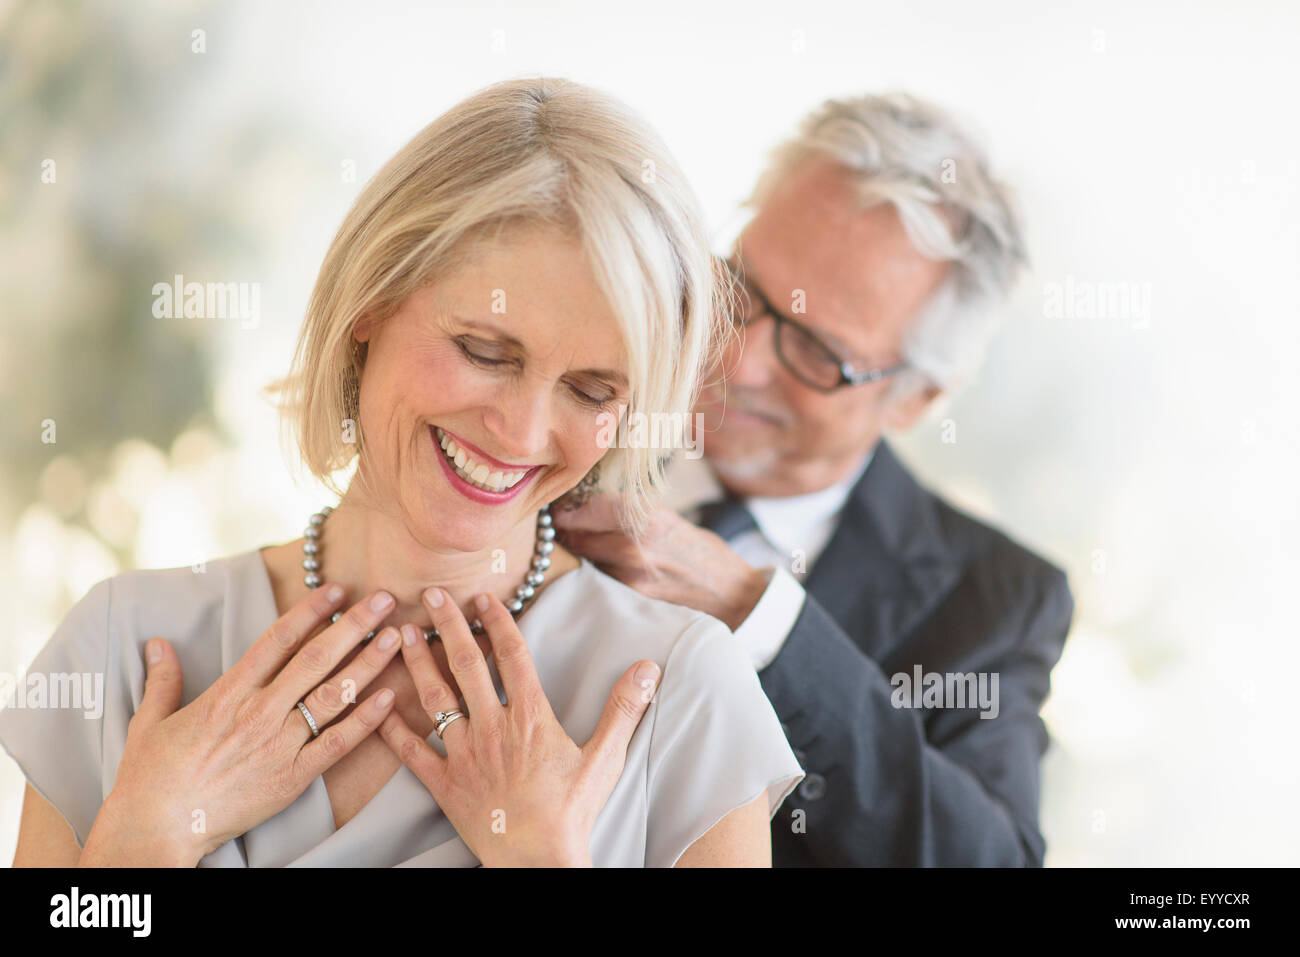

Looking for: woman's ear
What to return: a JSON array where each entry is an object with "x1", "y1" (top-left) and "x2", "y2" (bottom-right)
[{"x1": 353, "y1": 314, "x2": 375, "y2": 344}]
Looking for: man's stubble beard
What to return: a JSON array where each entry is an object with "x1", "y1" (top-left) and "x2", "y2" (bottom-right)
[
  {"x1": 706, "y1": 442, "x2": 783, "y2": 484},
  {"x1": 697, "y1": 389, "x2": 789, "y2": 480}
]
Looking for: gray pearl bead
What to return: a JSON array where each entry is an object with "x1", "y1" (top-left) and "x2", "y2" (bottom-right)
[{"x1": 304, "y1": 503, "x2": 548, "y2": 637}]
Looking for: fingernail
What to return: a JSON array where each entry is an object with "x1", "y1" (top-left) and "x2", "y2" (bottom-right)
[
  {"x1": 377, "y1": 628, "x2": 398, "y2": 651},
  {"x1": 424, "y1": 586, "x2": 444, "y2": 608},
  {"x1": 474, "y1": 593, "x2": 490, "y2": 612},
  {"x1": 370, "y1": 590, "x2": 394, "y2": 612},
  {"x1": 376, "y1": 689, "x2": 394, "y2": 708},
  {"x1": 326, "y1": 583, "x2": 344, "y2": 603},
  {"x1": 146, "y1": 640, "x2": 163, "y2": 666},
  {"x1": 635, "y1": 661, "x2": 660, "y2": 685},
  {"x1": 401, "y1": 623, "x2": 419, "y2": 646}
]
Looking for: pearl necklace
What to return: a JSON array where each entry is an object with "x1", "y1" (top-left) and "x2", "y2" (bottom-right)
[{"x1": 302, "y1": 504, "x2": 555, "y2": 642}]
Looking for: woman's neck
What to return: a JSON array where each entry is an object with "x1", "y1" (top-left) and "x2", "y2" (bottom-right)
[{"x1": 309, "y1": 494, "x2": 573, "y2": 634}]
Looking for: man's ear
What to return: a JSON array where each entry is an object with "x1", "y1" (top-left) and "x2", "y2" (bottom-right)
[{"x1": 884, "y1": 382, "x2": 943, "y2": 431}]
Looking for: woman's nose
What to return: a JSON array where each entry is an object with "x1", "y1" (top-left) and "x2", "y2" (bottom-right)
[{"x1": 481, "y1": 382, "x2": 552, "y2": 463}]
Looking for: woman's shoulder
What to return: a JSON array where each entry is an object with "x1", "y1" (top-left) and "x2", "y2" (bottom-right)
[
  {"x1": 36, "y1": 548, "x2": 271, "y2": 663},
  {"x1": 556, "y1": 559, "x2": 736, "y2": 650},
  {"x1": 0, "y1": 549, "x2": 271, "y2": 850},
  {"x1": 540, "y1": 559, "x2": 755, "y2": 694},
  {"x1": 92, "y1": 548, "x2": 264, "y2": 615},
  {"x1": 560, "y1": 560, "x2": 804, "y2": 866},
  {"x1": 106, "y1": 547, "x2": 264, "y2": 588}
]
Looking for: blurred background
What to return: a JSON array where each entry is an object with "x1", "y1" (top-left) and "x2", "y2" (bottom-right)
[{"x1": 1, "y1": 0, "x2": 1296, "y2": 865}]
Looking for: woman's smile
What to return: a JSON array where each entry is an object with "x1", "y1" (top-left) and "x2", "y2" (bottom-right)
[{"x1": 430, "y1": 424, "x2": 543, "y2": 504}]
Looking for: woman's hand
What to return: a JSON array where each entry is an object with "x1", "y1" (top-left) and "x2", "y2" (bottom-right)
[
  {"x1": 378, "y1": 586, "x2": 661, "y2": 867},
  {"x1": 78, "y1": 584, "x2": 403, "y2": 867}
]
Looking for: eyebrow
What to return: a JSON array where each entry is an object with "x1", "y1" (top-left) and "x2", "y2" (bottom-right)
[
  {"x1": 733, "y1": 258, "x2": 858, "y2": 359},
  {"x1": 455, "y1": 318, "x2": 630, "y2": 388}
]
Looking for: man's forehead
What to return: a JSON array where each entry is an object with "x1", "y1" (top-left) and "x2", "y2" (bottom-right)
[
  {"x1": 748, "y1": 158, "x2": 912, "y2": 271},
  {"x1": 739, "y1": 158, "x2": 948, "y2": 348}
]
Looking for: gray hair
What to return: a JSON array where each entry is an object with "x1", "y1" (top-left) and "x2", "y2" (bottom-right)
[{"x1": 747, "y1": 92, "x2": 1027, "y2": 400}]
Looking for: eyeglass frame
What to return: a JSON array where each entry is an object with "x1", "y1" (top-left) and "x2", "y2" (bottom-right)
[{"x1": 720, "y1": 255, "x2": 909, "y2": 394}]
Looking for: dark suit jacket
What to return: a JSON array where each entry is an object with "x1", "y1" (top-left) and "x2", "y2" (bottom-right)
[{"x1": 728, "y1": 440, "x2": 1074, "y2": 866}]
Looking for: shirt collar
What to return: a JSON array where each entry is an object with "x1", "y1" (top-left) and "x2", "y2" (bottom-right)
[
  {"x1": 660, "y1": 446, "x2": 876, "y2": 549},
  {"x1": 744, "y1": 448, "x2": 874, "y2": 556}
]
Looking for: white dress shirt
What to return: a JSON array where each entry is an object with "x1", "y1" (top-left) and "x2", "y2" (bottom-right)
[{"x1": 660, "y1": 448, "x2": 875, "y2": 670}]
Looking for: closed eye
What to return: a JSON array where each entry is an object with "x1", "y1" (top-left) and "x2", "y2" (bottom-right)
[
  {"x1": 568, "y1": 384, "x2": 616, "y2": 409},
  {"x1": 455, "y1": 338, "x2": 514, "y2": 368},
  {"x1": 457, "y1": 336, "x2": 618, "y2": 408}
]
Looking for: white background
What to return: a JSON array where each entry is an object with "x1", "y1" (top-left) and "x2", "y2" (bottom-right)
[{"x1": 2, "y1": 0, "x2": 1297, "y2": 866}]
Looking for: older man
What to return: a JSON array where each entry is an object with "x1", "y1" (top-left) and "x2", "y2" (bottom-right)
[{"x1": 555, "y1": 93, "x2": 1074, "y2": 866}]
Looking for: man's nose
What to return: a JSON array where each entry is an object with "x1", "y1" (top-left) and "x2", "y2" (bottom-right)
[{"x1": 727, "y1": 314, "x2": 779, "y2": 388}]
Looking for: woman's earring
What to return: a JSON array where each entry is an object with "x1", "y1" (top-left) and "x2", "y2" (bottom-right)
[
  {"x1": 555, "y1": 461, "x2": 601, "y2": 512},
  {"x1": 342, "y1": 367, "x2": 359, "y2": 423},
  {"x1": 343, "y1": 340, "x2": 366, "y2": 425}
]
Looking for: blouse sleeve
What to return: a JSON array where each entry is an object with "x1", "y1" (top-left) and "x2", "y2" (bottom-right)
[
  {"x1": 644, "y1": 614, "x2": 805, "y2": 867},
  {"x1": 0, "y1": 578, "x2": 114, "y2": 849}
]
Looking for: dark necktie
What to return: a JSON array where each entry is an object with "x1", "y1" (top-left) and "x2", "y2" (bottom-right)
[{"x1": 696, "y1": 495, "x2": 759, "y2": 542}]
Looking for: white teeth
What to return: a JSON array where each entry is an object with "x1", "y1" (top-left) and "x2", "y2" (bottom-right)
[{"x1": 434, "y1": 427, "x2": 531, "y2": 493}]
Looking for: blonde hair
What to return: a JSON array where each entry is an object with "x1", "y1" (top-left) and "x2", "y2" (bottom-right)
[{"x1": 265, "y1": 77, "x2": 730, "y2": 534}]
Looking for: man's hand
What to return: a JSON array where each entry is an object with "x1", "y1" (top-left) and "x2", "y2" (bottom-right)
[{"x1": 552, "y1": 494, "x2": 769, "y2": 631}]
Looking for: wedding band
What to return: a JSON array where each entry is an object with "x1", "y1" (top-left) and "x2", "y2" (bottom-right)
[
  {"x1": 296, "y1": 700, "x2": 321, "y2": 737},
  {"x1": 433, "y1": 710, "x2": 464, "y2": 739}
]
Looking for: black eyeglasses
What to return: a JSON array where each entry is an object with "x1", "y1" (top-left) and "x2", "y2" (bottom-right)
[{"x1": 720, "y1": 256, "x2": 908, "y2": 393}]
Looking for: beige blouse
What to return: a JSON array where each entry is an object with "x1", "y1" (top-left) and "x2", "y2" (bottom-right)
[{"x1": 0, "y1": 549, "x2": 803, "y2": 866}]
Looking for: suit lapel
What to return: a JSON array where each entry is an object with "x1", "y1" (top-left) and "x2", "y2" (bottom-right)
[{"x1": 804, "y1": 441, "x2": 961, "y2": 661}]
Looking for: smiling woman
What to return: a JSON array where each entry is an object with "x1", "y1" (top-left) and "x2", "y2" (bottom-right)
[
  {"x1": 277, "y1": 80, "x2": 728, "y2": 539},
  {"x1": 337, "y1": 222, "x2": 640, "y2": 547},
  {"x1": 0, "y1": 76, "x2": 804, "y2": 868}
]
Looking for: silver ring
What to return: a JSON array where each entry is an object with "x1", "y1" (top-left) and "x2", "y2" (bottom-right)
[
  {"x1": 296, "y1": 700, "x2": 320, "y2": 737},
  {"x1": 433, "y1": 710, "x2": 464, "y2": 739}
]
